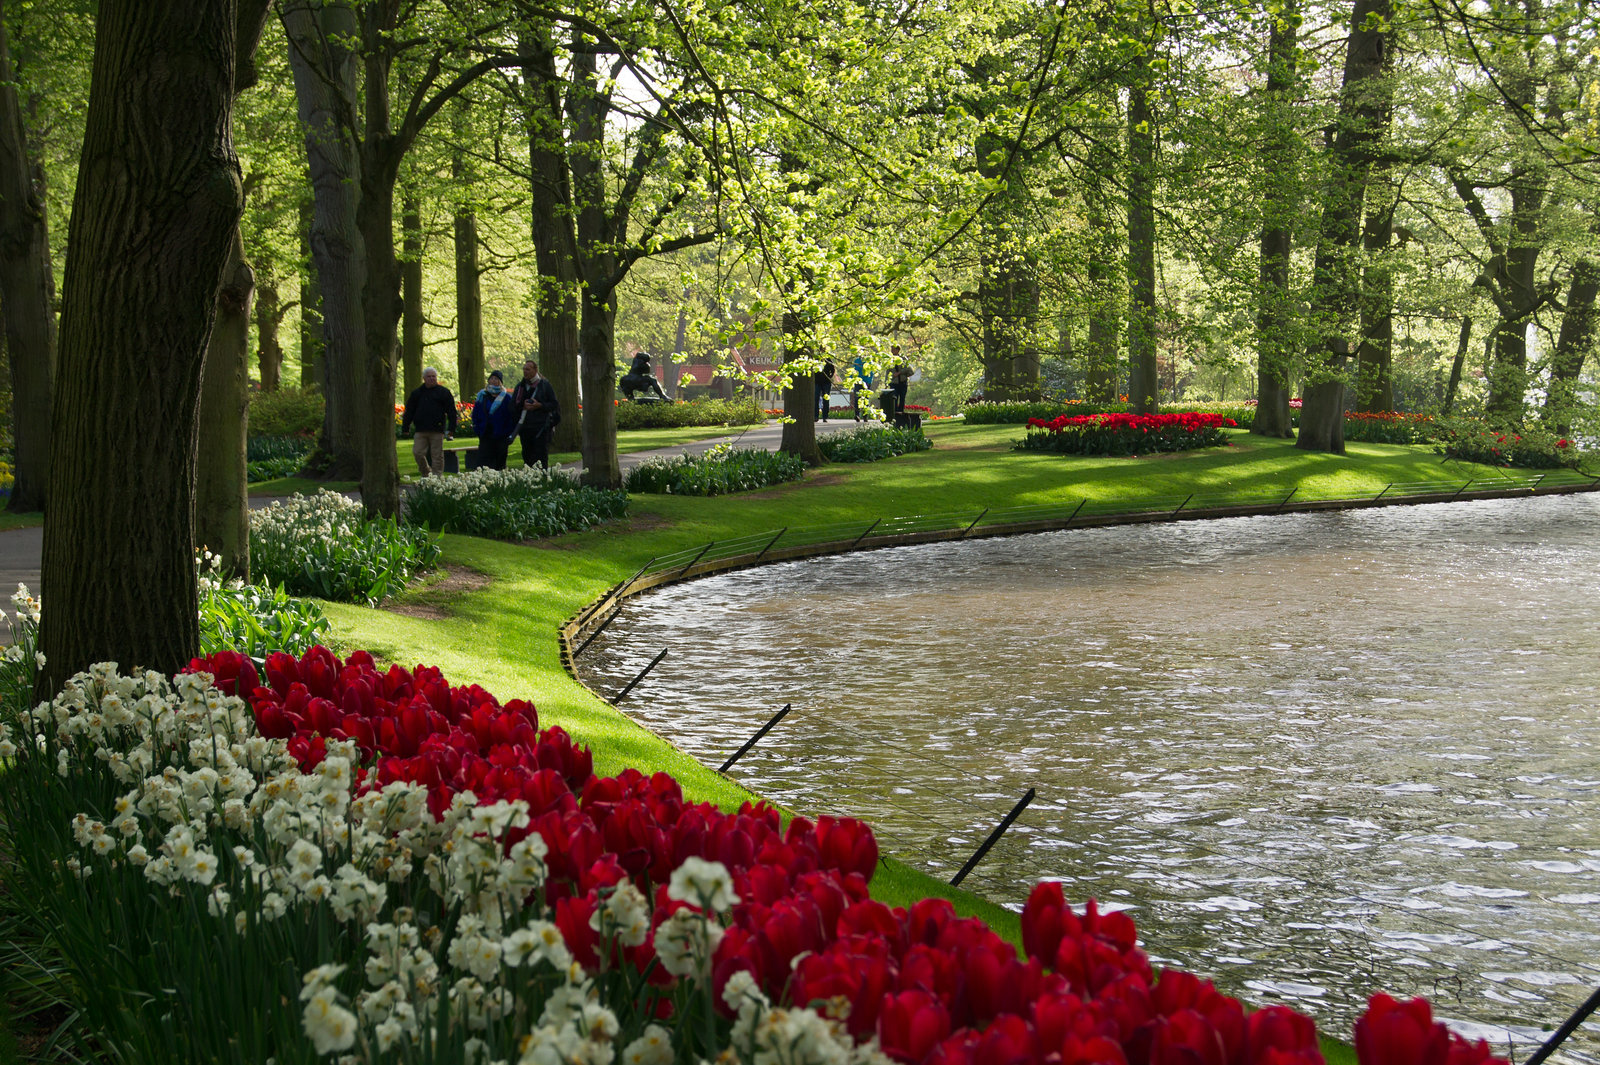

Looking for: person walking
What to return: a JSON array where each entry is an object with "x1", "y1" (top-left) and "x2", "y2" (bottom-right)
[
  {"x1": 471, "y1": 369, "x2": 518, "y2": 471},
  {"x1": 401, "y1": 366, "x2": 458, "y2": 477},
  {"x1": 815, "y1": 358, "x2": 836, "y2": 421},
  {"x1": 851, "y1": 355, "x2": 874, "y2": 421},
  {"x1": 889, "y1": 346, "x2": 912, "y2": 423},
  {"x1": 510, "y1": 357, "x2": 561, "y2": 469}
]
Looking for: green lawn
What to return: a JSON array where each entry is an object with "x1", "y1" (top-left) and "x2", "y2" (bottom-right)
[{"x1": 247, "y1": 422, "x2": 751, "y2": 496}]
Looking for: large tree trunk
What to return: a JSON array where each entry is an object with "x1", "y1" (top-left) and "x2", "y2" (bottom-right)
[
  {"x1": 282, "y1": 1, "x2": 364, "y2": 479},
  {"x1": 520, "y1": 24, "x2": 582, "y2": 453},
  {"x1": 978, "y1": 230, "x2": 1041, "y2": 401},
  {"x1": 196, "y1": 227, "x2": 252, "y2": 580},
  {"x1": 1083, "y1": 130, "x2": 1121, "y2": 405},
  {"x1": 401, "y1": 183, "x2": 423, "y2": 397},
  {"x1": 577, "y1": 287, "x2": 620, "y2": 487},
  {"x1": 1126, "y1": 55, "x2": 1159, "y2": 414},
  {"x1": 1296, "y1": 0, "x2": 1393, "y2": 454},
  {"x1": 453, "y1": 152, "x2": 484, "y2": 393},
  {"x1": 1483, "y1": 173, "x2": 1544, "y2": 421},
  {"x1": 778, "y1": 305, "x2": 822, "y2": 464},
  {"x1": 1354, "y1": 168, "x2": 1395, "y2": 412},
  {"x1": 1253, "y1": 0, "x2": 1299, "y2": 439},
  {"x1": 255, "y1": 268, "x2": 283, "y2": 390},
  {"x1": 1442, "y1": 315, "x2": 1471, "y2": 415},
  {"x1": 1542, "y1": 257, "x2": 1597, "y2": 435},
  {"x1": 40, "y1": 0, "x2": 244, "y2": 688},
  {"x1": 298, "y1": 192, "x2": 322, "y2": 389},
  {"x1": 0, "y1": 0, "x2": 55, "y2": 513}
]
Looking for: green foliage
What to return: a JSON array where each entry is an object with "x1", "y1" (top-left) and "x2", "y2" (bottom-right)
[
  {"x1": 248, "y1": 388, "x2": 324, "y2": 438},
  {"x1": 817, "y1": 425, "x2": 932, "y2": 463},
  {"x1": 613, "y1": 398, "x2": 766, "y2": 430},
  {"x1": 198, "y1": 580, "x2": 331, "y2": 661},
  {"x1": 962, "y1": 400, "x2": 1131, "y2": 424},
  {"x1": 1430, "y1": 417, "x2": 1582, "y2": 469},
  {"x1": 249, "y1": 490, "x2": 441, "y2": 604},
  {"x1": 246, "y1": 456, "x2": 308, "y2": 483},
  {"x1": 1342, "y1": 412, "x2": 1436, "y2": 445},
  {"x1": 624, "y1": 445, "x2": 806, "y2": 495},
  {"x1": 403, "y1": 467, "x2": 629, "y2": 541},
  {"x1": 247, "y1": 434, "x2": 315, "y2": 462}
]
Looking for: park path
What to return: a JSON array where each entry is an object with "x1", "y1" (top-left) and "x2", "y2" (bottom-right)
[{"x1": 0, "y1": 419, "x2": 862, "y2": 631}]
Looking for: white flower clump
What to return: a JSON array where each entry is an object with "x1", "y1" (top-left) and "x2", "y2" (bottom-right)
[
  {"x1": 722, "y1": 971, "x2": 896, "y2": 1065},
  {"x1": 409, "y1": 464, "x2": 574, "y2": 506},
  {"x1": 249, "y1": 489, "x2": 370, "y2": 545}
]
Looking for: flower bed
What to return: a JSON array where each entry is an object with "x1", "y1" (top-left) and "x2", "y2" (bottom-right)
[
  {"x1": 1431, "y1": 418, "x2": 1580, "y2": 469},
  {"x1": 1019, "y1": 412, "x2": 1238, "y2": 456},
  {"x1": 404, "y1": 465, "x2": 628, "y2": 541},
  {"x1": 615, "y1": 397, "x2": 766, "y2": 430},
  {"x1": 625, "y1": 444, "x2": 805, "y2": 495},
  {"x1": 1341, "y1": 412, "x2": 1434, "y2": 445},
  {"x1": 0, "y1": 646, "x2": 1511, "y2": 1065},
  {"x1": 251, "y1": 490, "x2": 442, "y2": 604},
  {"x1": 819, "y1": 425, "x2": 933, "y2": 463}
]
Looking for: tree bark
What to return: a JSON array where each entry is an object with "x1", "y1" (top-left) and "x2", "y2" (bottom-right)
[
  {"x1": 298, "y1": 192, "x2": 322, "y2": 389},
  {"x1": 520, "y1": 24, "x2": 582, "y2": 453},
  {"x1": 282, "y1": 0, "x2": 364, "y2": 479},
  {"x1": 1126, "y1": 53, "x2": 1159, "y2": 414},
  {"x1": 1253, "y1": 0, "x2": 1300, "y2": 439},
  {"x1": 40, "y1": 0, "x2": 244, "y2": 687},
  {"x1": 1354, "y1": 168, "x2": 1395, "y2": 412},
  {"x1": 1542, "y1": 257, "x2": 1597, "y2": 435},
  {"x1": 0, "y1": 0, "x2": 55, "y2": 513},
  {"x1": 453, "y1": 150, "x2": 484, "y2": 392},
  {"x1": 577, "y1": 286, "x2": 620, "y2": 487},
  {"x1": 401, "y1": 183, "x2": 423, "y2": 397},
  {"x1": 196, "y1": 226, "x2": 252, "y2": 580},
  {"x1": 1296, "y1": 0, "x2": 1393, "y2": 454},
  {"x1": 1442, "y1": 315, "x2": 1471, "y2": 415},
  {"x1": 255, "y1": 267, "x2": 284, "y2": 391},
  {"x1": 778, "y1": 306, "x2": 822, "y2": 465}
]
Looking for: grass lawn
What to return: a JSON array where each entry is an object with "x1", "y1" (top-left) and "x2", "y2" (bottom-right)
[
  {"x1": 0, "y1": 510, "x2": 41, "y2": 531},
  {"x1": 309, "y1": 423, "x2": 1586, "y2": 1065},
  {"x1": 247, "y1": 422, "x2": 752, "y2": 496}
]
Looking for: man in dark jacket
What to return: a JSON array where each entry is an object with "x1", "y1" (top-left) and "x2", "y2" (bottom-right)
[
  {"x1": 509, "y1": 357, "x2": 561, "y2": 469},
  {"x1": 401, "y1": 366, "x2": 458, "y2": 476}
]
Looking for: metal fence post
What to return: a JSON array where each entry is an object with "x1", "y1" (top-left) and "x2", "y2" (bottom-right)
[
  {"x1": 1172, "y1": 494, "x2": 1193, "y2": 517},
  {"x1": 1062, "y1": 499, "x2": 1086, "y2": 526},
  {"x1": 675, "y1": 542, "x2": 716, "y2": 579},
  {"x1": 849, "y1": 519, "x2": 881, "y2": 549},
  {"x1": 719, "y1": 704, "x2": 794, "y2": 773},
  {"x1": 962, "y1": 509, "x2": 989, "y2": 538},
  {"x1": 754, "y1": 528, "x2": 788, "y2": 561},
  {"x1": 613, "y1": 648, "x2": 669, "y2": 704},
  {"x1": 949, "y1": 788, "x2": 1036, "y2": 887},
  {"x1": 573, "y1": 604, "x2": 623, "y2": 658},
  {"x1": 1276, "y1": 487, "x2": 1297, "y2": 512}
]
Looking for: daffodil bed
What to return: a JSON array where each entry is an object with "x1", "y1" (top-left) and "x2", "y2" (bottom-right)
[{"x1": 0, "y1": 638, "x2": 1510, "y2": 1065}]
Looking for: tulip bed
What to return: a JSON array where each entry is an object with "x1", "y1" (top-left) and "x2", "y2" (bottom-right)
[
  {"x1": 0, "y1": 643, "x2": 1511, "y2": 1065},
  {"x1": 1019, "y1": 412, "x2": 1239, "y2": 457}
]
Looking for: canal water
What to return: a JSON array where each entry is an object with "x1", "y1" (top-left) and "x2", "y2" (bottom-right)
[{"x1": 577, "y1": 492, "x2": 1600, "y2": 1059}]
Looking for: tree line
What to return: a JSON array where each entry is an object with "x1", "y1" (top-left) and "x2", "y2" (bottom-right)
[{"x1": 0, "y1": 0, "x2": 1593, "y2": 682}]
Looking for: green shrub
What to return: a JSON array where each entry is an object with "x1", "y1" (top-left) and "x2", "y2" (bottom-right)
[
  {"x1": 613, "y1": 397, "x2": 766, "y2": 430},
  {"x1": 963, "y1": 400, "x2": 1130, "y2": 424},
  {"x1": 198, "y1": 559, "x2": 331, "y2": 660},
  {"x1": 817, "y1": 425, "x2": 932, "y2": 463},
  {"x1": 248, "y1": 388, "x2": 324, "y2": 437},
  {"x1": 403, "y1": 466, "x2": 628, "y2": 541},
  {"x1": 1431, "y1": 417, "x2": 1581, "y2": 469},
  {"x1": 624, "y1": 444, "x2": 805, "y2": 495},
  {"x1": 246, "y1": 456, "x2": 306, "y2": 483},
  {"x1": 247, "y1": 434, "x2": 314, "y2": 462},
  {"x1": 250, "y1": 490, "x2": 441, "y2": 604}
]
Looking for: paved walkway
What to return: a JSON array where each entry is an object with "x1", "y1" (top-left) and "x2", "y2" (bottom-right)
[{"x1": 0, "y1": 419, "x2": 862, "y2": 630}]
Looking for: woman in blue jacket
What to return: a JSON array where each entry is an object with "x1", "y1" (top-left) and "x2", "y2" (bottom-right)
[{"x1": 471, "y1": 370, "x2": 518, "y2": 470}]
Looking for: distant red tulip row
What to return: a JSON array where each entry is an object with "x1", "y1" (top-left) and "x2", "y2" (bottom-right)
[
  {"x1": 1021, "y1": 411, "x2": 1239, "y2": 457},
  {"x1": 191, "y1": 647, "x2": 1507, "y2": 1065}
]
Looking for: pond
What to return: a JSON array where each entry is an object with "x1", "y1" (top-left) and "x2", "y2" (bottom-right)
[{"x1": 576, "y1": 492, "x2": 1600, "y2": 1060}]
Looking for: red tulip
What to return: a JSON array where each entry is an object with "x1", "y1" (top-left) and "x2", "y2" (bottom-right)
[
  {"x1": 1354, "y1": 996, "x2": 1449, "y2": 1065},
  {"x1": 879, "y1": 990, "x2": 952, "y2": 1063}
]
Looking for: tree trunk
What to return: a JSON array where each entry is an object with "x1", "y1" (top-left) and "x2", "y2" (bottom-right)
[
  {"x1": 401, "y1": 183, "x2": 422, "y2": 397},
  {"x1": 1542, "y1": 257, "x2": 1597, "y2": 435},
  {"x1": 1084, "y1": 130, "x2": 1121, "y2": 405},
  {"x1": 578, "y1": 286, "x2": 620, "y2": 487},
  {"x1": 453, "y1": 155, "x2": 484, "y2": 393},
  {"x1": 40, "y1": 0, "x2": 243, "y2": 688},
  {"x1": 1354, "y1": 169, "x2": 1395, "y2": 413},
  {"x1": 978, "y1": 231, "x2": 1041, "y2": 401},
  {"x1": 196, "y1": 226, "x2": 252, "y2": 580},
  {"x1": 298, "y1": 192, "x2": 322, "y2": 389},
  {"x1": 1126, "y1": 55, "x2": 1159, "y2": 414},
  {"x1": 520, "y1": 24, "x2": 582, "y2": 453},
  {"x1": 282, "y1": 0, "x2": 364, "y2": 479},
  {"x1": 667, "y1": 304, "x2": 687, "y2": 399},
  {"x1": 0, "y1": 0, "x2": 55, "y2": 513},
  {"x1": 255, "y1": 269, "x2": 283, "y2": 390},
  {"x1": 778, "y1": 306, "x2": 822, "y2": 464},
  {"x1": 1296, "y1": 0, "x2": 1393, "y2": 454},
  {"x1": 1483, "y1": 173, "x2": 1544, "y2": 421},
  {"x1": 1442, "y1": 315, "x2": 1471, "y2": 415},
  {"x1": 1253, "y1": 0, "x2": 1299, "y2": 439}
]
